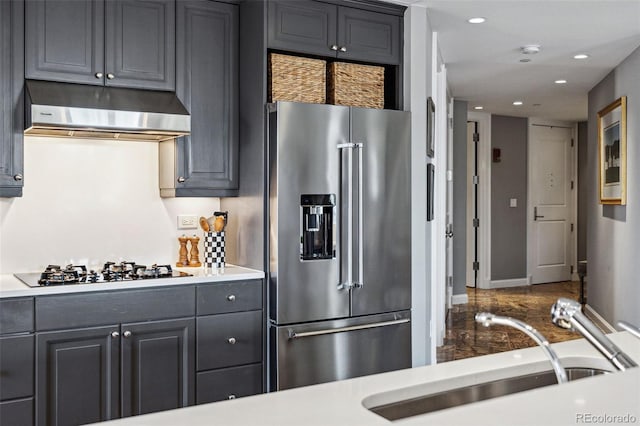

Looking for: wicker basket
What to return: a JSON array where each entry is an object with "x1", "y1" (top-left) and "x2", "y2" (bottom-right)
[
  {"x1": 328, "y1": 62, "x2": 384, "y2": 109},
  {"x1": 268, "y1": 53, "x2": 326, "y2": 104}
]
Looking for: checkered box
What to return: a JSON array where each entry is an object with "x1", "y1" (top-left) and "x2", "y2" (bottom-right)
[{"x1": 204, "y1": 231, "x2": 225, "y2": 268}]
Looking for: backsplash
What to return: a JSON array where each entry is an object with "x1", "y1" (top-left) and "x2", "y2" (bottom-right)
[{"x1": 0, "y1": 137, "x2": 220, "y2": 273}]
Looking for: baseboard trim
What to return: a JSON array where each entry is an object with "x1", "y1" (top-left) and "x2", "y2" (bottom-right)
[
  {"x1": 571, "y1": 272, "x2": 579, "y2": 282},
  {"x1": 452, "y1": 294, "x2": 469, "y2": 305},
  {"x1": 584, "y1": 304, "x2": 616, "y2": 333},
  {"x1": 489, "y1": 278, "x2": 529, "y2": 289}
]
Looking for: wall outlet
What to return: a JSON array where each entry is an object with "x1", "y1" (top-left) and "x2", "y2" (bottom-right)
[{"x1": 178, "y1": 215, "x2": 198, "y2": 230}]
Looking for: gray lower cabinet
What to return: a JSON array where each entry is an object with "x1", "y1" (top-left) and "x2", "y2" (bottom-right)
[
  {"x1": 164, "y1": 0, "x2": 239, "y2": 196},
  {"x1": 36, "y1": 319, "x2": 195, "y2": 426},
  {"x1": 195, "y1": 280, "x2": 264, "y2": 403},
  {"x1": 0, "y1": 0, "x2": 24, "y2": 198},
  {"x1": 25, "y1": 0, "x2": 175, "y2": 91},
  {"x1": 268, "y1": 0, "x2": 402, "y2": 65}
]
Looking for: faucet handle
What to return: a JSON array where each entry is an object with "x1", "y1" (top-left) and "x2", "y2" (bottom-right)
[{"x1": 618, "y1": 321, "x2": 640, "y2": 340}]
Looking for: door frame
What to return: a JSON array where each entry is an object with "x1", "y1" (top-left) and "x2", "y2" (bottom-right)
[
  {"x1": 526, "y1": 118, "x2": 578, "y2": 284},
  {"x1": 467, "y1": 111, "x2": 492, "y2": 289}
]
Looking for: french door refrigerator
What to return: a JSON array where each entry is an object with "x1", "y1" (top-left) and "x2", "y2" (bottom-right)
[{"x1": 267, "y1": 101, "x2": 411, "y2": 391}]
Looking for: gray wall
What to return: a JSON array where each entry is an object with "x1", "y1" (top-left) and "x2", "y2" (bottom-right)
[
  {"x1": 452, "y1": 100, "x2": 467, "y2": 295},
  {"x1": 587, "y1": 45, "x2": 640, "y2": 326},
  {"x1": 577, "y1": 121, "x2": 588, "y2": 262},
  {"x1": 491, "y1": 115, "x2": 528, "y2": 281}
]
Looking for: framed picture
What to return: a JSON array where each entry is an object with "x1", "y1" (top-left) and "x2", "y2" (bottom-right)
[
  {"x1": 598, "y1": 96, "x2": 627, "y2": 205},
  {"x1": 427, "y1": 163, "x2": 434, "y2": 221},
  {"x1": 426, "y1": 97, "x2": 435, "y2": 158}
]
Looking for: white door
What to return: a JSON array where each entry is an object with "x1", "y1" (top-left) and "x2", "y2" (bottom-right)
[{"x1": 529, "y1": 125, "x2": 573, "y2": 284}]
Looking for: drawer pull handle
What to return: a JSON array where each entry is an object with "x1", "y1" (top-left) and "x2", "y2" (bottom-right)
[
  {"x1": 228, "y1": 394, "x2": 236, "y2": 400},
  {"x1": 227, "y1": 294, "x2": 236, "y2": 302},
  {"x1": 227, "y1": 337, "x2": 237, "y2": 345},
  {"x1": 111, "y1": 331, "x2": 120, "y2": 338},
  {"x1": 123, "y1": 330, "x2": 132, "y2": 338}
]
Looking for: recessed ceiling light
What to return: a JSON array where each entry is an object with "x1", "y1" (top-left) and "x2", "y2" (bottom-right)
[
  {"x1": 474, "y1": 106, "x2": 484, "y2": 110},
  {"x1": 513, "y1": 101, "x2": 523, "y2": 106},
  {"x1": 573, "y1": 54, "x2": 590, "y2": 59},
  {"x1": 519, "y1": 58, "x2": 532, "y2": 63},
  {"x1": 521, "y1": 45, "x2": 541, "y2": 55},
  {"x1": 467, "y1": 17, "x2": 486, "y2": 24},
  {"x1": 555, "y1": 79, "x2": 567, "y2": 84}
]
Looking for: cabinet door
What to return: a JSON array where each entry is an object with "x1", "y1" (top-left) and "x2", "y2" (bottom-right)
[
  {"x1": 175, "y1": 1, "x2": 239, "y2": 195},
  {"x1": 0, "y1": 335, "x2": 34, "y2": 401},
  {"x1": 268, "y1": 0, "x2": 337, "y2": 58},
  {"x1": 105, "y1": 0, "x2": 175, "y2": 90},
  {"x1": 25, "y1": 0, "x2": 104, "y2": 85},
  {"x1": 36, "y1": 326, "x2": 120, "y2": 426},
  {"x1": 0, "y1": 0, "x2": 24, "y2": 198},
  {"x1": 120, "y1": 318, "x2": 194, "y2": 417},
  {"x1": 337, "y1": 7, "x2": 401, "y2": 65}
]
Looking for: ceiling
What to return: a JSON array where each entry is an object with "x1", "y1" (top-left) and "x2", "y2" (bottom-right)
[{"x1": 391, "y1": 0, "x2": 640, "y2": 121}]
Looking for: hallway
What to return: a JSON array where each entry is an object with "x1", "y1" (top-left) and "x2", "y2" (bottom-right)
[{"x1": 437, "y1": 281, "x2": 582, "y2": 362}]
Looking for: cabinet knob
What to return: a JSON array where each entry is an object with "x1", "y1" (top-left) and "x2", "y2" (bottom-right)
[
  {"x1": 13, "y1": 174, "x2": 23, "y2": 181},
  {"x1": 339, "y1": 46, "x2": 347, "y2": 52},
  {"x1": 111, "y1": 331, "x2": 120, "y2": 338},
  {"x1": 227, "y1": 394, "x2": 236, "y2": 400},
  {"x1": 227, "y1": 294, "x2": 236, "y2": 302},
  {"x1": 123, "y1": 330, "x2": 132, "y2": 338},
  {"x1": 177, "y1": 176, "x2": 186, "y2": 183},
  {"x1": 227, "y1": 337, "x2": 237, "y2": 345},
  {"x1": 95, "y1": 72, "x2": 103, "y2": 79},
  {"x1": 330, "y1": 45, "x2": 338, "y2": 51},
  {"x1": 107, "y1": 73, "x2": 115, "y2": 80}
]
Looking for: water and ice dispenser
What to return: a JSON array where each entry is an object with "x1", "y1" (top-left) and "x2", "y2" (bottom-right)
[{"x1": 300, "y1": 194, "x2": 336, "y2": 260}]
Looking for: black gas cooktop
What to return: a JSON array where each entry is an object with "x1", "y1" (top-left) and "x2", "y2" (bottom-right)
[{"x1": 15, "y1": 262, "x2": 192, "y2": 287}]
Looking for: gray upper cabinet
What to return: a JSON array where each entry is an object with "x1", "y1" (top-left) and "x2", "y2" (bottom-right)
[
  {"x1": 268, "y1": 0, "x2": 402, "y2": 65},
  {"x1": 171, "y1": 0, "x2": 239, "y2": 196},
  {"x1": 0, "y1": 0, "x2": 24, "y2": 198},
  {"x1": 25, "y1": 0, "x2": 175, "y2": 91}
]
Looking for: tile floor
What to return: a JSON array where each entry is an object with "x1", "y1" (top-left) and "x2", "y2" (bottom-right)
[{"x1": 437, "y1": 281, "x2": 583, "y2": 363}]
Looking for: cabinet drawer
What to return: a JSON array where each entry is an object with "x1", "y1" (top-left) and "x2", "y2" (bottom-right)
[
  {"x1": 0, "y1": 298, "x2": 34, "y2": 334},
  {"x1": 196, "y1": 364, "x2": 262, "y2": 404},
  {"x1": 0, "y1": 335, "x2": 34, "y2": 400},
  {"x1": 197, "y1": 280, "x2": 262, "y2": 315},
  {"x1": 36, "y1": 286, "x2": 195, "y2": 331},
  {"x1": 0, "y1": 398, "x2": 33, "y2": 426},
  {"x1": 197, "y1": 311, "x2": 262, "y2": 370}
]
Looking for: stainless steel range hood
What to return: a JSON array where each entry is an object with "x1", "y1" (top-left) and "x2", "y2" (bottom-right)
[{"x1": 24, "y1": 80, "x2": 190, "y2": 142}]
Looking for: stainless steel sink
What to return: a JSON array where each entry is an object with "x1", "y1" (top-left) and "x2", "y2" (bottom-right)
[{"x1": 368, "y1": 367, "x2": 608, "y2": 421}]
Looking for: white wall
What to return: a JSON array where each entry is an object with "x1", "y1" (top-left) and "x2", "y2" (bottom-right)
[
  {"x1": 587, "y1": 46, "x2": 640, "y2": 326},
  {"x1": 404, "y1": 4, "x2": 433, "y2": 367},
  {"x1": 0, "y1": 137, "x2": 219, "y2": 273}
]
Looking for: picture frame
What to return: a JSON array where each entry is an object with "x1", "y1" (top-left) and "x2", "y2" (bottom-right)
[
  {"x1": 426, "y1": 97, "x2": 435, "y2": 158},
  {"x1": 427, "y1": 163, "x2": 434, "y2": 221},
  {"x1": 598, "y1": 96, "x2": 627, "y2": 205}
]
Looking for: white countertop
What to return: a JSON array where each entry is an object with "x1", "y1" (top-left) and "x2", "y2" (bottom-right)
[
  {"x1": 100, "y1": 332, "x2": 640, "y2": 426},
  {"x1": 0, "y1": 265, "x2": 264, "y2": 298}
]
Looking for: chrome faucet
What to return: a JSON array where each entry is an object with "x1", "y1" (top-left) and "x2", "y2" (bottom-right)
[
  {"x1": 475, "y1": 312, "x2": 568, "y2": 384},
  {"x1": 551, "y1": 298, "x2": 637, "y2": 371}
]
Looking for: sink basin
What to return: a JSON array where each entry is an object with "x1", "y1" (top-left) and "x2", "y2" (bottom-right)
[{"x1": 367, "y1": 367, "x2": 609, "y2": 421}]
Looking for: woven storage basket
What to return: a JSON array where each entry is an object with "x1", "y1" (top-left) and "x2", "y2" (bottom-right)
[
  {"x1": 328, "y1": 62, "x2": 384, "y2": 109},
  {"x1": 268, "y1": 53, "x2": 326, "y2": 104}
]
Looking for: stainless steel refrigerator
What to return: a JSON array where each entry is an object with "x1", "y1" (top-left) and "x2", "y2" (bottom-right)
[{"x1": 267, "y1": 101, "x2": 411, "y2": 391}]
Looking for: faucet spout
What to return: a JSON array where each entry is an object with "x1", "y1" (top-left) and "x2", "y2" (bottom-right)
[
  {"x1": 475, "y1": 312, "x2": 568, "y2": 384},
  {"x1": 551, "y1": 298, "x2": 637, "y2": 371}
]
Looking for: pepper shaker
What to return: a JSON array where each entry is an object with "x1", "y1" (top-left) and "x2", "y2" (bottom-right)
[
  {"x1": 176, "y1": 235, "x2": 189, "y2": 267},
  {"x1": 188, "y1": 235, "x2": 202, "y2": 267}
]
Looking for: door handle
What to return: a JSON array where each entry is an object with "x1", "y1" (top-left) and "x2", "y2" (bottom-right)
[
  {"x1": 288, "y1": 318, "x2": 410, "y2": 339},
  {"x1": 534, "y1": 207, "x2": 545, "y2": 221},
  {"x1": 446, "y1": 224, "x2": 453, "y2": 238}
]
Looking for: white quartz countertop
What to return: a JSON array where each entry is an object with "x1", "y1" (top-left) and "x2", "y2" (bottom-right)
[
  {"x1": 0, "y1": 265, "x2": 264, "y2": 298},
  {"x1": 100, "y1": 332, "x2": 640, "y2": 426}
]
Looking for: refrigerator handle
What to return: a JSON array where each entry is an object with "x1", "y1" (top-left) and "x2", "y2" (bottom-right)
[
  {"x1": 355, "y1": 143, "x2": 364, "y2": 288},
  {"x1": 338, "y1": 143, "x2": 355, "y2": 290},
  {"x1": 288, "y1": 318, "x2": 410, "y2": 339}
]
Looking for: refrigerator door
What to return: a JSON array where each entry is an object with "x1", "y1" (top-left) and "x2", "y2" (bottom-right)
[
  {"x1": 350, "y1": 108, "x2": 412, "y2": 316},
  {"x1": 270, "y1": 311, "x2": 411, "y2": 391},
  {"x1": 269, "y1": 102, "x2": 350, "y2": 324}
]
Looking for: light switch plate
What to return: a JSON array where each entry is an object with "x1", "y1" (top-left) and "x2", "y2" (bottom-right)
[{"x1": 510, "y1": 198, "x2": 517, "y2": 208}]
